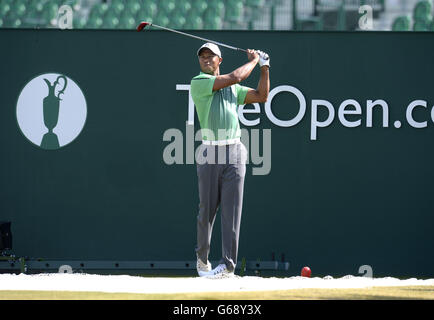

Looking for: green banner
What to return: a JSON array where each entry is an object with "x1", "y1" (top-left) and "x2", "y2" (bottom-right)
[{"x1": 1, "y1": 29, "x2": 433, "y2": 277}]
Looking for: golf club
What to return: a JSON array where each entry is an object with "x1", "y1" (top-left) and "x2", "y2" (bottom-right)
[{"x1": 137, "y1": 21, "x2": 248, "y2": 53}]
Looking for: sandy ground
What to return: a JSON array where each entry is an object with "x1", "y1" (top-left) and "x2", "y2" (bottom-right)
[{"x1": 1, "y1": 273, "x2": 434, "y2": 294}]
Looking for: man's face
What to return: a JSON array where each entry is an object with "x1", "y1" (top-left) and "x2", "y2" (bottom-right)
[{"x1": 198, "y1": 48, "x2": 222, "y2": 75}]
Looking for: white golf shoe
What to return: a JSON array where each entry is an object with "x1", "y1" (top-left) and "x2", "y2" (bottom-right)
[
  {"x1": 203, "y1": 263, "x2": 235, "y2": 279},
  {"x1": 197, "y1": 258, "x2": 212, "y2": 277}
]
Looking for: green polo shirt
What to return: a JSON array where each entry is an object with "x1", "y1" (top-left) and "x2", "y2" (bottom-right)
[{"x1": 190, "y1": 72, "x2": 249, "y2": 142}]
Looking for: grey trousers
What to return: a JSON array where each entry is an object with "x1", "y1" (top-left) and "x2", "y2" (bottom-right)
[{"x1": 195, "y1": 142, "x2": 248, "y2": 272}]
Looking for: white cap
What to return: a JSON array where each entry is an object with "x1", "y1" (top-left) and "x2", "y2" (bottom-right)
[{"x1": 197, "y1": 42, "x2": 222, "y2": 58}]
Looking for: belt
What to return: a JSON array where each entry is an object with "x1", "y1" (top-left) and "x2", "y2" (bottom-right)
[{"x1": 202, "y1": 138, "x2": 241, "y2": 146}]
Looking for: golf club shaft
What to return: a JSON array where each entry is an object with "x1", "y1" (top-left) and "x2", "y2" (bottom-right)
[{"x1": 146, "y1": 23, "x2": 248, "y2": 53}]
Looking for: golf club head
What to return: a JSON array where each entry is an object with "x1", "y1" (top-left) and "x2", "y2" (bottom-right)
[{"x1": 137, "y1": 21, "x2": 150, "y2": 32}]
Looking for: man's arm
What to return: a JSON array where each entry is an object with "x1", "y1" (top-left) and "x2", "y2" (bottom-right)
[
  {"x1": 212, "y1": 49, "x2": 259, "y2": 92},
  {"x1": 244, "y1": 66, "x2": 270, "y2": 104}
]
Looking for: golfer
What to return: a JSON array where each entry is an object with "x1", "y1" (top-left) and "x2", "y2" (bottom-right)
[{"x1": 190, "y1": 43, "x2": 270, "y2": 278}]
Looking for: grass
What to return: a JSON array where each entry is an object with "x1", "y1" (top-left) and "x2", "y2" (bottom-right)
[{"x1": 1, "y1": 286, "x2": 433, "y2": 300}]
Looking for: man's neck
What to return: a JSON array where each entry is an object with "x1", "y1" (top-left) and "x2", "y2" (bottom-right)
[{"x1": 203, "y1": 69, "x2": 220, "y2": 76}]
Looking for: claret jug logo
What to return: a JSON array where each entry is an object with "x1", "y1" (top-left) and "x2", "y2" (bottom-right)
[{"x1": 16, "y1": 73, "x2": 87, "y2": 150}]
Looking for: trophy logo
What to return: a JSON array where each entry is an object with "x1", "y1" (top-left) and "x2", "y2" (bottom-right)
[{"x1": 16, "y1": 73, "x2": 87, "y2": 150}]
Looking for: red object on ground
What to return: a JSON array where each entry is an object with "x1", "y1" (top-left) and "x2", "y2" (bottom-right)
[
  {"x1": 301, "y1": 266, "x2": 311, "y2": 277},
  {"x1": 137, "y1": 22, "x2": 150, "y2": 32}
]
